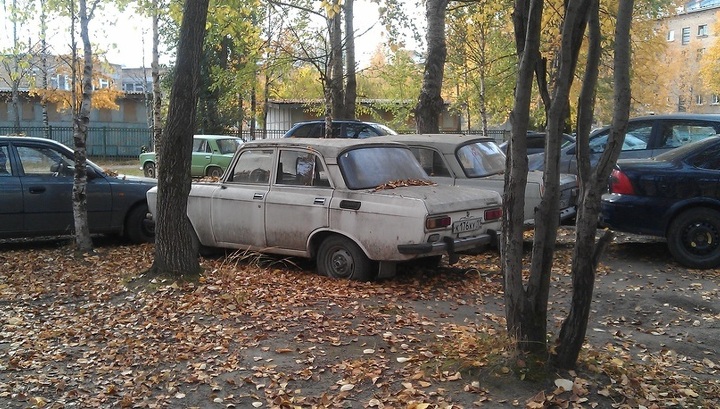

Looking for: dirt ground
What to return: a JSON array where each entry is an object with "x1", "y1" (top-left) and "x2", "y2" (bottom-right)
[{"x1": 0, "y1": 227, "x2": 718, "y2": 408}]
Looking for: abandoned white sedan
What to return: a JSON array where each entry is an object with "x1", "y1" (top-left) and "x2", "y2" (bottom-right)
[
  {"x1": 379, "y1": 134, "x2": 578, "y2": 229},
  {"x1": 146, "y1": 138, "x2": 503, "y2": 281}
]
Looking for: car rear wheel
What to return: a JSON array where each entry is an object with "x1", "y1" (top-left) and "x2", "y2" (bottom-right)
[
  {"x1": 667, "y1": 208, "x2": 720, "y2": 269},
  {"x1": 143, "y1": 162, "x2": 156, "y2": 178},
  {"x1": 317, "y1": 236, "x2": 374, "y2": 281},
  {"x1": 125, "y1": 204, "x2": 155, "y2": 244},
  {"x1": 206, "y1": 166, "x2": 223, "y2": 178}
]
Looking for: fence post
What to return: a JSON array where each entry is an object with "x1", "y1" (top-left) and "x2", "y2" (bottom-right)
[{"x1": 102, "y1": 127, "x2": 108, "y2": 159}]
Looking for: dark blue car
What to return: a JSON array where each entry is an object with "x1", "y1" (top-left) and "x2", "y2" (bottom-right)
[
  {"x1": 600, "y1": 136, "x2": 720, "y2": 269},
  {"x1": 0, "y1": 136, "x2": 156, "y2": 243}
]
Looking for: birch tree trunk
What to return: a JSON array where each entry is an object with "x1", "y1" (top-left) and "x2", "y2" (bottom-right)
[{"x1": 72, "y1": 0, "x2": 94, "y2": 251}]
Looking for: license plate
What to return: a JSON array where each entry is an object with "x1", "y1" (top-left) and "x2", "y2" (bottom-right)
[{"x1": 452, "y1": 218, "x2": 482, "y2": 234}]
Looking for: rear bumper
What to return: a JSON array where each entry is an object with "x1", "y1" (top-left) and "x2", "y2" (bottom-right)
[{"x1": 397, "y1": 230, "x2": 499, "y2": 263}]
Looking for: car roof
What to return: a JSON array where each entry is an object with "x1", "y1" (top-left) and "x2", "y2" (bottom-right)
[
  {"x1": 291, "y1": 120, "x2": 384, "y2": 126},
  {"x1": 194, "y1": 135, "x2": 242, "y2": 140},
  {"x1": 0, "y1": 135, "x2": 69, "y2": 146},
  {"x1": 242, "y1": 137, "x2": 408, "y2": 162},
  {"x1": 376, "y1": 133, "x2": 495, "y2": 153}
]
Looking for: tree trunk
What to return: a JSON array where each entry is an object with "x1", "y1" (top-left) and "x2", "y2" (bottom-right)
[
  {"x1": 152, "y1": 4, "x2": 162, "y2": 152},
  {"x1": 415, "y1": 0, "x2": 448, "y2": 133},
  {"x1": 329, "y1": 3, "x2": 344, "y2": 118},
  {"x1": 343, "y1": 0, "x2": 357, "y2": 119},
  {"x1": 504, "y1": 0, "x2": 543, "y2": 353},
  {"x1": 554, "y1": 0, "x2": 634, "y2": 368},
  {"x1": 72, "y1": 0, "x2": 94, "y2": 252},
  {"x1": 150, "y1": 0, "x2": 210, "y2": 279}
]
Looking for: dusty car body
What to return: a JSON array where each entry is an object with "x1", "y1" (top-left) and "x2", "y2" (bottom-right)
[
  {"x1": 0, "y1": 136, "x2": 155, "y2": 243},
  {"x1": 139, "y1": 135, "x2": 243, "y2": 178},
  {"x1": 378, "y1": 134, "x2": 578, "y2": 228},
  {"x1": 146, "y1": 138, "x2": 504, "y2": 280}
]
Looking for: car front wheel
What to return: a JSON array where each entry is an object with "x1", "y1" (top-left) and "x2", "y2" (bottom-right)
[
  {"x1": 667, "y1": 208, "x2": 720, "y2": 269},
  {"x1": 143, "y1": 162, "x2": 156, "y2": 178},
  {"x1": 125, "y1": 204, "x2": 155, "y2": 244},
  {"x1": 317, "y1": 236, "x2": 374, "y2": 281}
]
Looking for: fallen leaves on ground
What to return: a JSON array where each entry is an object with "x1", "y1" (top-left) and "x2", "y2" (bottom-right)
[{"x1": 0, "y1": 234, "x2": 718, "y2": 408}]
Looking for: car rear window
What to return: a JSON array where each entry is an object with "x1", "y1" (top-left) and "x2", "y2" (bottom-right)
[
  {"x1": 338, "y1": 146, "x2": 429, "y2": 190},
  {"x1": 455, "y1": 141, "x2": 506, "y2": 177}
]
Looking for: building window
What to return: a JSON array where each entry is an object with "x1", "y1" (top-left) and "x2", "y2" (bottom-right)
[
  {"x1": 667, "y1": 30, "x2": 675, "y2": 41},
  {"x1": 97, "y1": 79, "x2": 110, "y2": 89},
  {"x1": 712, "y1": 94, "x2": 720, "y2": 105},
  {"x1": 53, "y1": 74, "x2": 71, "y2": 90},
  {"x1": 696, "y1": 94, "x2": 703, "y2": 105},
  {"x1": 682, "y1": 27, "x2": 691, "y2": 44},
  {"x1": 698, "y1": 24, "x2": 708, "y2": 37}
]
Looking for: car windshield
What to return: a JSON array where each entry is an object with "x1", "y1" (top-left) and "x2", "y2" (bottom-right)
[
  {"x1": 372, "y1": 124, "x2": 398, "y2": 136},
  {"x1": 339, "y1": 146, "x2": 429, "y2": 189},
  {"x1": 217, "y1": 138, "x2": 242, "y2": 154},
  {"x1": 455, "y1": 141, "x2": 506, "y2": 177}
]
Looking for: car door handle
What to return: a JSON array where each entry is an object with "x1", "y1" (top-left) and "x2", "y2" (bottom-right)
[
  {"x1": 205, "y1": 155, "x2": 211, "y2": 159},
  {"x1": 253, "y1": 193, "x2": 264, "y2": 200},
  {"x1": 313, "y1": 198, "x2": 326, "y2": 205},
  {"x1": 28, "y1": 186, "x2": 46, "y2": 194}
]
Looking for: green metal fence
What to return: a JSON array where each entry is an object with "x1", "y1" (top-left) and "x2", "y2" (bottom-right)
[
  {"x1": 0, "y1": 126, "x2": 153, "y2": 159},
  {"x1": 1, "y1": 126, "x2": 510, "y2": 158}
]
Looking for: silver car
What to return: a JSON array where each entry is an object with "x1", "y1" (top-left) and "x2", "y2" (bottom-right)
[
  {"x1": 146, "y1": 138, "x2": 504, "y2": 281},
  {"x1": 378, "y1": 134, "x2": 578, "y2": 229}
]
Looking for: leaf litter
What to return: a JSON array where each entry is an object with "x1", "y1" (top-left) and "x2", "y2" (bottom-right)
[{"x1": 0, "y1": 229, "x2": 718, "y2": 408}]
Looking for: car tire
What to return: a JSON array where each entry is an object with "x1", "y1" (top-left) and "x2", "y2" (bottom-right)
[
  {"x1": 125, "y1": 204, "x2": 155, "y2": 244},
  {"x1": 667, "y1": 208, "x2": 720, "y2": 269},
  {"x1": 207, "y1": 166, "x2": 223, "y2": 178},
  {"x1": 317, "y1": 236, "x2": 374, "y2": 281},
  {"x1": 143, "y1": 162, "x2": 156, "y2": 178}
]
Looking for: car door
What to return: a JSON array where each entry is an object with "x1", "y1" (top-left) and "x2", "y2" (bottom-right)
[
  {"x1": 265, "y1": 149, "x2": 332, "y2": 251},
  {"x1": 191, "y1": 137, "x2": 211, "y2": 176},
  {"x1": 0, "y1": 144, "x2": 23, "y2": 235},
  {"x1": 210, "y1": 148, "x2": 273, "y2": 248},
  {"x1": 14, "y1": 141, "x2": 113, "y2": 236}
]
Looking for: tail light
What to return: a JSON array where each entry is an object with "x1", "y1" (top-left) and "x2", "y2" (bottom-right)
[
  {"x1": 426, "y1": 215, "x2": 451, "y2": 230},
  {"x1": 609, "y1": 169, "x2": 635, "y2": 195},
  {"x1": 484, "y1": 208, "x2": 503, "y2": 221}
]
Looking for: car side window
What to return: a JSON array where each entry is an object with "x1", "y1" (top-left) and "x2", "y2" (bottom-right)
[
  {"x1": 409, "y1": 147, "x2": 451, "y2": 177},
  {"x1": 589, "y1": 122, "x2": 651, "y2": 153},
  {"x1": 527, "y1": 137, "x2": 545, "y2": 151},
  {"x1": 290, "y1": 124, "x2": 316, "y2": 138},
  {"x1": 192, "y1": 138, "x2": 204, "y2": 152},
  {"x1": 660, "y1": 121, "x2": 720, "y2": 148},
  {"x1": 227, "y1": 149, "x2": 273, "y2": 184},
  {"x1": 16, "y1": 145, "x2": 74, "y2": 177},
  {"x1": 688, "y1": 144, "x2": 720, "y2": 170},
  {"x1": 0, "y1": 145, "x2": 10, "y2": 176},
  {"x1": 276, "y1": 150, "x2": 330, "y2": 187}
]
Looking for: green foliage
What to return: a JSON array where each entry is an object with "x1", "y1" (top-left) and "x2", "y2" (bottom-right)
[{"x1": 445, "y1": 0, "x2": 516, "y2": 128}]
